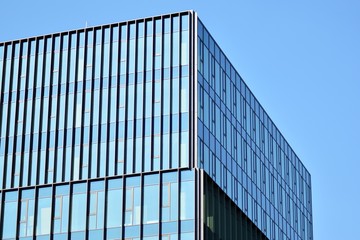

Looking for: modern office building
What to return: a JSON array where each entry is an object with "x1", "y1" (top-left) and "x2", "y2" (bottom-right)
[{"x1": 0, "y1": 10, "x2": 313, "y2": 240}]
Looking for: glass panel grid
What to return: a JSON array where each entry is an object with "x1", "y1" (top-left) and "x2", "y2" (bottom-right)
[{"x1": 197, "y1": 19, "x2": 313, "y2": 240}]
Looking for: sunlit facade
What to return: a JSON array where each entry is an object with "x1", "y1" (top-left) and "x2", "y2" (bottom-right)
[{"x1": 0, "y1": 11, "x2": 313, "y2": 239}]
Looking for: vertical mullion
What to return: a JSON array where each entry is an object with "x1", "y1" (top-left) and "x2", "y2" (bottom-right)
[
  {"x1": 48, "y1": 184, "x2": 55, "y2": 239},
  {"x1": 0, "y1": 45, "x2": 3, "y2": 190},
  {"x1": 0, "y1": 44, "x2": 5, "y2": 189},
  {"x1": 106, "y1": 26, "x2": 113, "y2": 178},
  {"x1": 176, "y1": 14, "x2": 181, "y2": 170},
  {"x1": 41, "y1": 38, "x2": 49, "y2": 185},
  {"x1": 14, "y1": 180, "x2": 21, "y2": 239},
  {"x1": 177, "y1": 169, "x2": 180, "y2": 240},
  {"x1": 45, "y1": 36, "x2": 54, "y2": 185},
  {"x1": 67, "y1": 185, "x2": 72, "y2": 240},
  {"x1": 63, "y1": 33, "x2": 72, "y2": 182},
  {"x1": 21, "y1": 39, "x2": 32, "y2": 187},
  {"x1": 97, "y1": 27, "x2": 104, "y2": 178},
  {"x1": 138, "y1": 21, "x2": 146, "y2": 174},
  {"x1": 190, "y1": 12, "x2": 195, "y2": 171},
  {"x1": 141, "y1": 174, "x2": 145, "y2": 238},
  {"x1": 0, "y1": 43, "x2": 4, "y2": 99},
  {"x1": 118, "y1": 23, "x2": 126, "y2": 175},
  {"x1": 125, "y1": 22, "x2": 133, "y2": 174},
  {"x1": 140, "y1": 174, "x2": 144, "y2": 238},
  {"x1": 79, "y1": 30, "x2": 88, "y2": 181},
  {"x1": 169, "y1": 16, "x2": 174, "y2": 170},
  {"x1": 120, "y1": 176, "x2": 125, "y2": 239},
  {"x1": 60, "y1": 34, "x2": 70, "y2": 183},
  {"x1": 103, "y1": 178, "x2": 109, "y2": 239},
  {"x1": 89, "y1": 28, "x2": 96, "y2": 179},
  {"x1": 51, "y1": 194, "x2": 57, "y2": 236},
  {"x1": 114, "y1": 24, "x2": 121, "y2": 176},
  {"x1": 74, "y1": 31, "x2": 84, "y2": 182},
  {"x1": 9, "y1": 42, "x2": 17, "y2": 188},
  {"x1": 85, "y1": 182, "x2": 90, "y2": 239},
  {"x1": 160, "y1": 17, "x2": 166, "y2": 171},
  {"x1": 54, "y1": 34, "x2": 64, "y2": 183},
  {"x1": 159, "y1": 172, "x2": 163, "y2": 236},
  {"x1": 37, "y1": 37, "x2": 46, "y2": 186},
  {"x1": 157, "y1": 17, "x2": 163, "y2": 172},
  {"x1": 32, "y1": 188, "x2": 39, "y2": 237},
  {"x1": 17, "y1": 41, "x2": 26, "y2": 187},
  {"x1": 70, "y1": 32, "x2": 79, "y2": 181},
  {"x1": 123, "y1": 23, "x2": 129, "y2": 174},
  {"x1": 4, "y1": 43, "x2": 14, "y2": 188},
  {"x1": 130, "y1": 22, "x2": 136, "y2": 174},
  {"x1": 141, "y1": 20, "x2": 147, "y2": 173},
  {"x1": 133, "y1": 21, "x2": 140, "y2": 173},
  {"x1": 29, "y1": 38, "x2": 39, "y2": 186},
  {"x1": 12, "y1": 42, "x2": 22, "y2": 188},
  {"x1": 150, "y1": 18, "x2": 155, "y2": 171},
  {"x1": 86, "y1": 29, "x2": 95, "y2": 180},
  {"x1": 178, "y1": 14, "x2": 183, "y2": 166}
]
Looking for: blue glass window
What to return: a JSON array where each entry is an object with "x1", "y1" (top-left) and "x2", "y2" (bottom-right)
[
  {"x1": 19, "y1": 189, "x2": 35, "y2": 237},
  {"x1": 2, "y1": 191, "x2": 18, "y2": 239},
  {"x1": 53, "y1": 185, "x2": 70, "y2": 234},
  {"x1": 180, "y1": 172, "x2": 194, "y2": 220},
  {"x1": 36, "y1": 187, "x2": 52, "y2": 236},
  {"x1": 181, "y1": 30, "x2": 189, "y2": 65},
  {"x1": 89, "y1": 181, "x2": 105, "y2": 230},
  {"x1": 71, "y1": 183, "x2": 87, "y2": 232},
  {"x1": 126, "y1": 139, "x2": 134, "y2": 173},
  {"x1": 145, "y1": 21, "x2": 153, "y2": 72},
  {"x1": 162, "y1": 172, "x2": 178, "y2": 222},
  {"x1": 125, "y1": 176, "x2": 141, "y2": 226},
  {"x1": 143, "y1": 175, "x2": 159, "y2": 224},
  {"x1": 170, "y1": 133, "x2": 180, "y2": 168},
  {"x1": 107, "y1": 179, "x2": 123, "y2": 228},
  {"x1": 144, "y1": 136, "x2": 151, "y2": 172},
  {"x1": 135, "y1": 137, "x2": 143, "y2": 173},
  {"x1": 137, "y1": 25, "x2": 144, "y2": 72},
  {"x1": 180, "y1": 132, "x2": 189, "y2": 167},
  {"x1": 172, "y1": 31, "x2": 179, "y2": 66}
]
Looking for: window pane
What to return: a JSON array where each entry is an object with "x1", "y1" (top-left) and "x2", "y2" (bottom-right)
[
  {"x1": 71, "y1": 184, "x2": 87, "y2": 232},
  {"x1": 19, "y1": 189, "x2": 35, "y2": 237},
  {"x1": 107, "y1": 188, "x2": 123, "y2": 228},
  {"x1": 143, "y1": 178, "x2": 159, "y2": 224},
  {"x1": 36, "y1": 188, "x2": 52, "y2": 235},
  {"x1": 54, "y1": 185, "x2": 70, "y2": 234},
  {"x1": 125, "y1": 176, "x2": 141, "y2": 226},
  {"x1": 180, "y1": 180, "x2": 194, "y2": 220},
  {"x1": 2, "y1": 192, "x2": 18, "y2": 239},
  {"x1": 162, "y1": 172, "x2": 178, "y2": 222},
  {"x1": 172, "y1": 32, "x2": 179, "y2": 66},
  {"x1": 181, "y1": 30, "x2": 189, "y2": 65},
  {"x1": 89, "y1": 182, "x2": 105, "y2": 230}
]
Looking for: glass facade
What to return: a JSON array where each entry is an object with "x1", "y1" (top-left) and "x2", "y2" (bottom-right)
[
  {"x1": 202, "y1": 171, "x2": 267, "y2": 240},
  {"x1": 0, "y1": 169, "x2": 195, "y2": 239},
  {"x1": 197, "y1": 19, "x2": 313, "y2": 240},
  {"x1": 0, "y1": 10, "x2": 313, "y2": 240},
  {"x1": 0, "y1": 12, "x2": 191, "y2": 189}
]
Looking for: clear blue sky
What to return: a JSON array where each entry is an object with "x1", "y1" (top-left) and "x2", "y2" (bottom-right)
[{"x1": 1, "y1": 1, "x2": 359, "y2": 239}]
